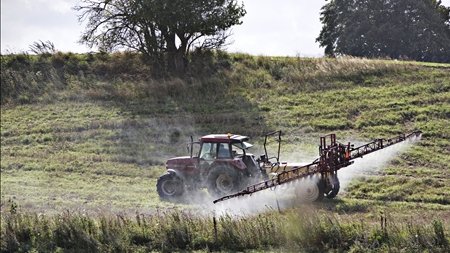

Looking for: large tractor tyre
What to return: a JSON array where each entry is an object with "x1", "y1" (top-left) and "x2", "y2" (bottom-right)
[
  {"x1": 294, "y1": 177, "x2": 325, "y2": 203},
  {"x1": 206, "y1": 165, "x2": 241, "y2": 199},
  {"x1": 325, "y1": 174, "x2": 340, "y2": 199},
  {"x1": 156, "y1": 173, "x2": 184, "y2": 201}
]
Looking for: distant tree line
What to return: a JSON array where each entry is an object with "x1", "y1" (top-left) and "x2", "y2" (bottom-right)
[
  {"x1": 316, "y1": 0, "x2": 450, "y2": 63},
  {"x1": 74, "y1": 0, "x2": 450, "y2": 73}
]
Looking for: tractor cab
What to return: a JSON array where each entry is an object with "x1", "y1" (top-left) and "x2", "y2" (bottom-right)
[
  {"x1": 197, "y1": 134, "x2": 253, "y2": 162},
  {"x1": 196, "y1": 134, "x2": 256, "y2": 173},
  {"x1": 164, "y1": 133, "x2": 256, "y2": 177},
  {"x1": 159, "y1": 133, "x2": 266, "y2": 201}
]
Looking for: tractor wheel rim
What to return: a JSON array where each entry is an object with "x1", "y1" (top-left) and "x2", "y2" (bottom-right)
[
  {"x1": 161, "y1": 180, "x2": 178, "y2": 196},
  {"x1": 216, "y1": 174, "x2": 233, "y2": 193}
]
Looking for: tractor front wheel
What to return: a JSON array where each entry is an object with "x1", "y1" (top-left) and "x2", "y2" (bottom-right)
[
  {"x1": 207, "y1": 165, "x2": 241, "y2": 199},
  {"x1": 156, "y1": 173, "x2": 184, "y2": 201},
  {"x1": 294, "y1": 177, "x2": 324, "y2": 203}
]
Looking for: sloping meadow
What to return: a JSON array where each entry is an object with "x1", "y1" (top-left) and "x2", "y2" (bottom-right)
[{"x1": 1, "y1": 52, "x2": 449, "y2": 252}]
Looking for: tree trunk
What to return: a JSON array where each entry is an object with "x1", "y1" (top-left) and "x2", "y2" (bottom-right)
[{"x1": 168, "y1": 51, "x2": 187, "y2": 73}]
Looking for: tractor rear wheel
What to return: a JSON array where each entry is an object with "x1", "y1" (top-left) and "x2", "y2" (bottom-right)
[
  {"x1": 207, "y1": 165, "x2": 241, "y2": 199},
  {"x1": 294, "y1": 177, "x2": 324, "y2": 203},
  {"x1": 156, "y1": 173, "x2": 184, "y2": 201}
]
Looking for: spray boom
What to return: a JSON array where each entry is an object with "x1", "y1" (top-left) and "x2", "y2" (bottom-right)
[{"x1": 213, "y1": 130, "x2": 422, "y2": 204}]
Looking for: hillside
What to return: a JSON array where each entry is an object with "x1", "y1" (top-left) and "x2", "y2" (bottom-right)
[{"x1": 1, "y1": 52, "x2": 449, "y2": 252}]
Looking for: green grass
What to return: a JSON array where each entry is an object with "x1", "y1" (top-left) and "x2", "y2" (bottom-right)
[{"x1": 1, "y1": 52, "x2": 450, "y2": 252}]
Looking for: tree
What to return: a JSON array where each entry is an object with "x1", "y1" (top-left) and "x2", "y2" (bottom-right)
[
  {"x1": 316, "y1": 0, "x2": 450, "y2": 63},
  {"x1": 74, "y1": 0, "x2": 246, "y2": 72}
]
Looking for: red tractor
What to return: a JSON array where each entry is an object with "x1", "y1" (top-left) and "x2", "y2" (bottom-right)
[{"x1": 156, "y1": 133, "x2": 268, "y2": 201}]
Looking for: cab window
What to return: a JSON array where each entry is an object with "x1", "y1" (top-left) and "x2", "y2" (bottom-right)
[
  {"x1": 199, "y1": 142, "x2": 217, "y2": 161},
  {"x1": 217, "y1": 143, "x2": 231, "y2": 158}
]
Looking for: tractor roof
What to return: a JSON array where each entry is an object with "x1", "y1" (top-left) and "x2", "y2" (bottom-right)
[
  {"x1": 200, "y1": 134, "x2": 250, "y2": 143},
  {"x1": 200, "y1": 134, "x2": 253, "y2": 149}
]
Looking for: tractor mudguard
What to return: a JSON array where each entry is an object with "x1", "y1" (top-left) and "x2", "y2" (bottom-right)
[{"x1": 166, "y1": 169, "x2": 186, "y2": 182}]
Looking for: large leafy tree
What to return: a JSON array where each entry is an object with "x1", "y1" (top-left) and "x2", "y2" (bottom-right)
[
  {"x1": 316, "y1": 0, "x2": 450, "y2": 62},
  {"x1": 74, "y1": 0, "x2": 246, "y2": 72}
]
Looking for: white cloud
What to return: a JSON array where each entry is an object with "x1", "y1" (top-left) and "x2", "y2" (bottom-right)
[
  {"x1": 22, "y1": 0, "x2": 73, "y2": 13},
  {"x1": 226, "y1": 0, "x2": 327, "y2": 57},
  {"x1": 1, "y1": 0, "x2": 86, "y2": 53}
]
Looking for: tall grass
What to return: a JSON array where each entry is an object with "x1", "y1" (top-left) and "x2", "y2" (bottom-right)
[{"x1": 1, "y1": 206, "x2": 448, "y2": 253}]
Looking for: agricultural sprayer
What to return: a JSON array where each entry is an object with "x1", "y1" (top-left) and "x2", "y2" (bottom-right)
[{"x1": 156, "y1": 130, "x2": 421, "y2": 203}]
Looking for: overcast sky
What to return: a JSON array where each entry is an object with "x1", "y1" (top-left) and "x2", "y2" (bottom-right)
[{"x1": 2, "y1": 0, "x2": 450, "y2": 57}]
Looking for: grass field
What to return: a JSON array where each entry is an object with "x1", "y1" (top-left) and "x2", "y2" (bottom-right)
[{"x1": 1, "y1": 52, "x2": 449, "y2": 252}]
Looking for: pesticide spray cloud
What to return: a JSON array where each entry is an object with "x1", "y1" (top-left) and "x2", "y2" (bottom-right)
[
  {"x1": 208, "y1": 184, "x2": 299, "y2": 216},
  {"x1": 188, "y1": 133, "x2": 423, "y2": 217},
  {"x1": 338, "y1": 134, "x2": 422, "y2": 190},
  {"x1": 172, "y1": 184, "x2": 294, "y2": 217},
  {"x1": 200, "y1": 151, "x2": 323, "y2": 215}
]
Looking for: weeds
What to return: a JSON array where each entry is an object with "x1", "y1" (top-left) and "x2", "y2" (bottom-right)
[{"x1": 1, "y1": 207, "x2": 448, "y2": 252}]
